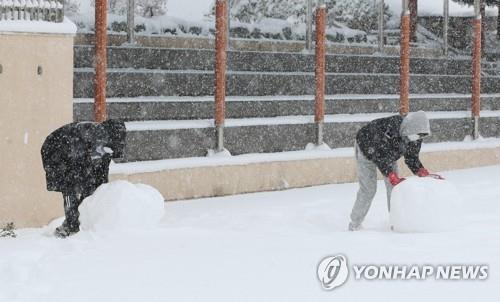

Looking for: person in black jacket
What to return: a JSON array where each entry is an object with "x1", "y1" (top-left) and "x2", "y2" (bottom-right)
[
  {"x1": 41, "y1": 119, "x2": 126, "y2": 238},
  {"x1": 349, "y1": 111, "x2": 443, "y2": 231}
]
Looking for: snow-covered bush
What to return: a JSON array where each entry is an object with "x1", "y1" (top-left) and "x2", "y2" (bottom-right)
[
  {"x1": 107, "y1": 0, "x2": 128, "y2": 15},
  {"x1": 0, "y1": 222, "x2": 16, "y2": 238},
  {"x1": 137, "y1": 0, "x2": 168, "y2": 17},
  {"x1": 204, "y1": 0, "x2": 366, "y2": 42},
  {"x1": 68, "y1": 0, "x2": 168, "y2": 17},
  {"x1": 209, "y1": 0, "x2": 336, "y2": 24},
  {"x1": 64, "y1": 0, "x2": 367, "y2": 43},
  {"x1": 64, "y1": 0, "x2": 81, "y2": 16},
  {"x1": 334, "y1": 0, "x2": 392, "y2": 32}
]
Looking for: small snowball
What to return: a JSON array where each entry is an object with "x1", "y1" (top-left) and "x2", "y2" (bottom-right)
[
  {"x1": 80, "y1": 181, "x2": 165, "y2": 232},
  {"x1": 390, "y1": 177, "x2": 463, "y2": 233},
  {"x1": 206, "y1": 148, "x2": 232, "y2": 157},
  {"x1": 305, "y1": 142, "x2": 332, "y2": 151}
]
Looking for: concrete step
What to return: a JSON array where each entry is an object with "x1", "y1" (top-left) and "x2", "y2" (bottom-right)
[
  {"x1": 484, "y1": 69, "x2": 500, "y2": 76},
  {"x1": 74, "y1": 94, "x2": 500, "y2": 122},
  {"x1": 74, "y1": 45, "x2": 473, "y2": 75},
  {"x1": 73, "y1": 69, "x2": 500, "y2": 98},
  {"x1": 117, "y1": 112, "x2": 500, "y2": 162}
]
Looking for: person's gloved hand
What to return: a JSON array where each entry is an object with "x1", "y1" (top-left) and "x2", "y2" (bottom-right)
[
  {"x1": 388, "y1": 172, "x2": 406, "y2": 186},
  {"x1": 417, "y1": 168, "x2": 430, "y2": 177},
  {"x1": 417, "y1": 168, "x2": 445, "y2": 180}
]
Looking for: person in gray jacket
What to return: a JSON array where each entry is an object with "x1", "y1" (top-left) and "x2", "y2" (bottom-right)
[{"x1": 349, "y1": 111, "x2": 444, "y2": 231}]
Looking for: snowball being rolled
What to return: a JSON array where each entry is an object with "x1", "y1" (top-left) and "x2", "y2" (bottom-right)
[
  {"x1": 79, "y1": 181, "x2": 165, "y2": 232},
  {"x1": 390, "y1": 177, "x2": 463, "y2": 233}
]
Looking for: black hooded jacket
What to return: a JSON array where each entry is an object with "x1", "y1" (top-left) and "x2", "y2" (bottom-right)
[
  {"x1": 41, "y1": 120, "x2": 126, "y2": 195},
  {"x1": 356, "y1": 115, "x2": 427, "y2": 176}
]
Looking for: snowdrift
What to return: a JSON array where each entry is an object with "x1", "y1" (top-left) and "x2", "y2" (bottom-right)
[
  {"x1": 80, "y1": 181, "x2": 165, "y2": 232},
  {"x1": 390, "y1": 177, "x2": 463, "y2": 233}
]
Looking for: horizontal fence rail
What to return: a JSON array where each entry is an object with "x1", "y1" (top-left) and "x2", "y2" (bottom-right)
[{"x1": 0, "y1": 0, "x2": 64, "y2": 22}]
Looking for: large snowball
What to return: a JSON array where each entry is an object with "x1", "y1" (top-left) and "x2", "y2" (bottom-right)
[
  {"x1": 390, "y1": 177, "x2": 463, "y2": 233},
  {"x1": 79, "y1": 181, "x2": 165, "y2": 232}
]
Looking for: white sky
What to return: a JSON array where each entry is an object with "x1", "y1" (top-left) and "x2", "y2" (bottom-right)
[{"x1": 166, "y1": 0, "x2": 498, "y2": 22}]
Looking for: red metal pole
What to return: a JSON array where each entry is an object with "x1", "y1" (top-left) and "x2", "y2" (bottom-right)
[
  {"x1": 214, "y1": 0, "x2": 228, "y2": 152},
  {"x1": 315, "y1": 5, "x2": 327, "y2": 145},
  {"x1": 94, "y1": 0, "x2": 108, "y2": 122},
  {"x1": 399, "y1": 12, "x2": 411, "y2": 116},
  {"x1": 471, "y1": 16, "x2": 482, "y2": 139}
]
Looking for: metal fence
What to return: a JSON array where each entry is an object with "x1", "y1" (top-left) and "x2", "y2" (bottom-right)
[{"x1": 0, "y1": 0, "x2": 64, "y2": 22}]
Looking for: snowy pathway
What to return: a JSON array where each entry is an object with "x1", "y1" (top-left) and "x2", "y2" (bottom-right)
[{"x1": 1, "y1": 165, "x2": 499, "y2": 301}]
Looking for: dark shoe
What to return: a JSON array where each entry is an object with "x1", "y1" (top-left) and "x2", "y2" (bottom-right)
[
  {"x1": 348, "y1": 222, "x2": 363, "y2": 231},
  {"x1": 54, "y1": 224, "x2": 80, "y2": 238}
]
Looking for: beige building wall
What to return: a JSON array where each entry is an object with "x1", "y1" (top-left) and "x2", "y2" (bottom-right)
[{"x1": 0, "y1": 32, "x2": 74, "y2": 228}]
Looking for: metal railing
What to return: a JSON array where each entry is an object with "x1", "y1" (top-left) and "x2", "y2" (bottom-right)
[{"x1": 0, "y1": 0, "x2": 64, "y2": 22}]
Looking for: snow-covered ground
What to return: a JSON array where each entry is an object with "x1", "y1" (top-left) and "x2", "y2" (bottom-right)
[{"x1": 1, "y1": 165, "x2": 500, "y2": 301}]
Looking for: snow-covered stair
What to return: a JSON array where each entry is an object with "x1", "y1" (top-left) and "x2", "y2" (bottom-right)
[
  {"x1": 73, "y1": 45, "x2": 500, "y2": 98},
  {"x1": 72, "y1": 45, "x2": 500, "y2": 162},
  {"x1": 74, "y1": 94, "x2": 500, "y2": 121}
]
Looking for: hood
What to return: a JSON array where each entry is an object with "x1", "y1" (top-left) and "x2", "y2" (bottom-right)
[{"x1": 400, "y1": 111, "x2": 431, "y2": 137}]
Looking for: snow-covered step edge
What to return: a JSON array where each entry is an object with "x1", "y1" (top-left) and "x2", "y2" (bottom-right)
[
  {"x1": 73, "y1": 93, "x2": 500, "y2": 104},
  {"x1": 74, "y1": 67, "x2": 495, "y2": 78},
  {"x1": 110, "y1": 137, "x2": 500, "y2": 175},
  {"x1": 73, "y1": 44, "x2": 474, "y2": 61},
  {"x1": 124, "y1": 111, "x2": 500, "y2": 131}
]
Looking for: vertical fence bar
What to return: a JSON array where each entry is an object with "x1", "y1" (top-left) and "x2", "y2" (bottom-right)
[
  {"x1": 42, "y1": 0, "x2": 47, "y2": 20},
  {"x1": 409, "y1": 0, "x2": 417, "y2": 42},
  {"x1": 16, "y1": 0, "x2": 20, "y2": 20},
  {"x1": 60, "y1": 0, "x2": 64, "y2": 22},
  {"x1": 22, "y1": 0, "x2": 26, "y2": 20},
  {"x1": 226, "y1": 0, "x2": 230, "y2": 50},
  {"x1": 215, "y1": 0, "x2": 228, "y2": 152},
  {"x1": 399, "y1": 0, "x2": 410, "y2": 116},
  {"x1": 127, "y1": 0, "x2": 135, "y2": 44},
  {"x1": 37, "y1": 0, "x2": 41, "y2": 21},
  {"x1": 35, "y1": 0, "x2": 39, "y2": 20},
  {"x1": 443, "y1": 0, "x2": 449, "y2": 56},
  {"x1": 94, "y1": 0, "x2": 108, "y2": 122},
  {"x1": 315, "y1": 3, "x2": 327, "y2": 146},
  {"x1": 471, "y1": 0, "x2": 482, "y2": 139},
  {"x1": 378, "y1": 0, "x2": 385, "y2": 53},
  {"x1": 306, "y1": 0, "x2": 313, "y2": 51},
  {"x1": 50, "y1": 0, "x2": 55, "y2": 22}
]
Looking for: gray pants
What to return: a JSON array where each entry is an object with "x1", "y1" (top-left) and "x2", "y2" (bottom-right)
[{"x1": 350, "y1": 142, "x2": 399, "y2": 227}]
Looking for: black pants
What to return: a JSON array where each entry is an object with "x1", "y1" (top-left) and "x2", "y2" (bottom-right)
[{"x1": 62, "y1": 191, "x2": 91, "y2": 230}]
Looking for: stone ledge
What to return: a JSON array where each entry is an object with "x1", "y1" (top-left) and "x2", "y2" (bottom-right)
[{"x1": 111, "y1": 147, "x2": 500, "y2": 201}]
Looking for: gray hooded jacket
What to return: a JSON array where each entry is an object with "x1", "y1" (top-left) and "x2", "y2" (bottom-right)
[{"x1": 356, "y1": 111, "x2": 430, "y2": 176}]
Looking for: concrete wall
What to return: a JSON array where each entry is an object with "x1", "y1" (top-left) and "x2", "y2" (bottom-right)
[
  {"x1": 75, "y1": 33, "x2": 443, "y2": 58},
  {"x1": 112, "y1": 147, "x2": 500, "y2": 202},
  {"x1": 0, "y1": 32, "x2": 74, "y2": 228}
]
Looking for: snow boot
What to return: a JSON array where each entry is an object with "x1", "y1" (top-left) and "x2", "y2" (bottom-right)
[
  {"x1": 348, "y1": 222, "x2": 363, "y2": 231},
  {"x1": 55, "y1": 194, "x2": 82, "y2": 238},
  {"x1": 54, "y1": 223, "x2": 80, "y2": 238}
]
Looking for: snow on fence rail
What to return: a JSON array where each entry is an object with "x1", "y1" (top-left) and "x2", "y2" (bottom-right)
[{"x1": 0, "y1": 0, "x2": 64, "y2": 23}]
